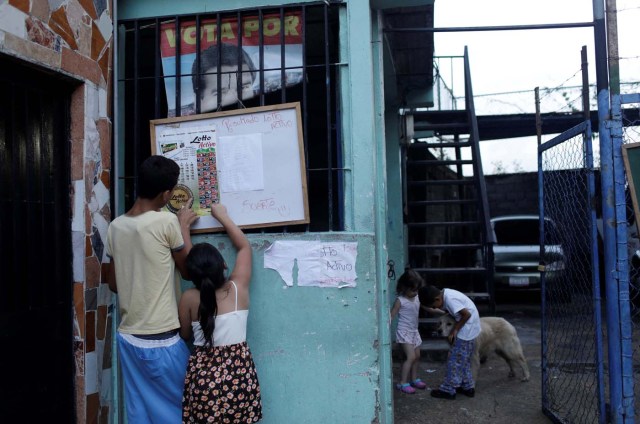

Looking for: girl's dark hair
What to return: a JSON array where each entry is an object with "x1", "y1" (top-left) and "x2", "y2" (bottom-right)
[
  {"x1": 186, "y1": 243, "x2": 226, "y2": 346},
  {"x1": 396, "y1": 268, "x2": 424, "y2": 295}
]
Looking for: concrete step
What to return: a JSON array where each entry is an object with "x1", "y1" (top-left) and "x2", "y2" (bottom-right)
[
  {"x1": 420, "y1": 338, "x2": 450, "y2": 362},
  {"x1": 393, "y1": 338, "x2": 450, "y2": 363},
  {"x1": 420, "y1": 338, "x2": 450, "y2": 351},
  {"x1": 418, "y1": 317, "x2": 440, "y2": 326}
]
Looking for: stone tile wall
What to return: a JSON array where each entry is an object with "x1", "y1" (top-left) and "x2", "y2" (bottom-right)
[{"x1": 0, "y1": 0, "x2": 113, "y2": 422}]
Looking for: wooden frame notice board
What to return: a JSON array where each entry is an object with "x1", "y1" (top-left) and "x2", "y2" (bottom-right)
[
  {"x1": 150, "y1": 102, "x2": 309, "y2": 233},
  {"x1": 623, "y1": 142, "x2": 640, "y2": 231}
]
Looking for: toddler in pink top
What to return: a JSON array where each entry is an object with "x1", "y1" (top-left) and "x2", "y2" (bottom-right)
[{"x1": 390, "y1": 268, "x2": 428, "y2": 394}]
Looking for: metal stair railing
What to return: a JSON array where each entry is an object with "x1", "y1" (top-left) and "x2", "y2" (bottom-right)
[
  {"x1": 463, "y1": 46, "x2": 495, "y2": 313},
  {"x1": 415, "y1": 48, "x2": 496, "y2": 357}
]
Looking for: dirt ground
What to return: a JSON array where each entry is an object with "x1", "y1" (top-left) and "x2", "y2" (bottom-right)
[{"x1": 393, "y1": 301, "x2": 551, "y2": 424}]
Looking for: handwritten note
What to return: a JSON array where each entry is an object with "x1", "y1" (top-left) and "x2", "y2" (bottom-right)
[
  {"x1": 241, "y1": 198, "x2": 291, "y2": 217},
  {"x1": 218, "y1": 133, "x2": 264, "y2": 192},
  {"x1": 264, "y1": 240, "x2": 358, "y2": 288},
  {"x1": 221, "y1": 114, "x2": 260, "y2": 133},
  {"x1": 262, "y1": 110, "x2": 294, "y2": 131}
]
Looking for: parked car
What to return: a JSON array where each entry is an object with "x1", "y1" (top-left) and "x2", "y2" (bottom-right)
[{"x1": 490, "y1": 215, "x2": 566, "y2": 299}]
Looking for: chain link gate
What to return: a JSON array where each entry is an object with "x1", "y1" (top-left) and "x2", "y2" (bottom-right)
[{"x1": 539, "y1": 120, "x2": 607, "y2": 423}]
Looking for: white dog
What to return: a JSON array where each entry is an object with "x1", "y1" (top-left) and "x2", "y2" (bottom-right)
[{"x1": 437, "y1": 314, "x2": 530, "y2": 382}]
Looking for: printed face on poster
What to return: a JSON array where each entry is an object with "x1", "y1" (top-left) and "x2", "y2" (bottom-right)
[{"x1": 160, "y1": 12, "x2": 303, "y2": 117}]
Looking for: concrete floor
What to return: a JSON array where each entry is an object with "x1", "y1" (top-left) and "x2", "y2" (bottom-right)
[{"x1": 392, "y1": 300, "x2": 552, "y2": 424}]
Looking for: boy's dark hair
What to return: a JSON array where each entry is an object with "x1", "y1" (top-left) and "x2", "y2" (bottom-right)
[
  {"x1": 192, "y1": 43, "x2": 257, "y2": 94},
  {"x1": 395, "y1": 268, "x2": 424, "y2": 295},
  {"x1": 137, "y1": 156, "x2": 180, "y2": 199},
  {"x1": 186, "y1": 243, "x2": 227, "y2": 346},
  {"x1": 420, "y1": 285, "x2": 442, "y2": 306}
]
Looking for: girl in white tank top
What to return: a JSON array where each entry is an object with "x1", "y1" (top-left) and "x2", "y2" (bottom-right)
[{"x1": 178, "y1": 204, "x2": 262, "y2": 423}]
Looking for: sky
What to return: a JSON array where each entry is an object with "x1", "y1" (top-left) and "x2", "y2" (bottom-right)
[{"x1": 430, "y1": 0, "x2": 640, "y2": 174}]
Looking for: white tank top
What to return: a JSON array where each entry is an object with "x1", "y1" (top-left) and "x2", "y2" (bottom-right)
[{"x1": 191, "y1": 281, "x2": 249, "y2": 347}]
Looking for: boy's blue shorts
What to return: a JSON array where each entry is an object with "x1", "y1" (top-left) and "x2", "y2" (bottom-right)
[{"x1": 117, "y1": 332, "x2": 190, "y2": 424}]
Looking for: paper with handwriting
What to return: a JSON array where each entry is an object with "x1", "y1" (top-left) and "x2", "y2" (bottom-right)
[{"x1": 264, "y1": 240, "x2": 358, "y2": 288}]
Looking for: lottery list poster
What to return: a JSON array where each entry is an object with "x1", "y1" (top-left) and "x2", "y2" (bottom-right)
[{"x1": 156, "y1": 125, "x2": 220, "y2": 216}]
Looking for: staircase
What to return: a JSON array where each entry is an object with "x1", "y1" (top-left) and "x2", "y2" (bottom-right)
[{"x1": 402, "y1": 48, "x2": 495, "y2": 355}]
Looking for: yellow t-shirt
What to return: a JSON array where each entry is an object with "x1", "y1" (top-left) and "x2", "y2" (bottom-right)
[{"x1": 106, "y1": 210, "x2": 184, "y2": 334}]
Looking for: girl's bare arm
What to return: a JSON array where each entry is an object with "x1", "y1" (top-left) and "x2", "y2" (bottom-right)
[{"x1": 211, "y1": 204, "x2": 252, "y2": 288}]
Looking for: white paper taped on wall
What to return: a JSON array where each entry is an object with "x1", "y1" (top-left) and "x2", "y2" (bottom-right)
[{"x1": 264, "y1": 240, "x2": 358, "y2": 288}]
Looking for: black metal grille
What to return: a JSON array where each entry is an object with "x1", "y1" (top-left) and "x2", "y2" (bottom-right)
[{"x1": 117, "y1": 3, "x2": 344, "y2": 231}]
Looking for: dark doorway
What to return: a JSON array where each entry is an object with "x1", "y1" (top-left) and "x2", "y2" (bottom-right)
[{"x1": 0, "y1": 56, "x2": 75, "y2": 422}]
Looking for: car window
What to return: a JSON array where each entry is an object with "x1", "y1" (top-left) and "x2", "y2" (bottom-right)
[
  {"x1": 493, "y1": 218, "x2": 560, "y2": 245},
  {"x1": 494, "y1": 219, "x2": 539, "y2": 245}
]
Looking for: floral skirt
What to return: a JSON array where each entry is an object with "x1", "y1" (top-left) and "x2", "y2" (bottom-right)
[{"x1": 182, "y1": 341, "x2": 262, "y2": 423}]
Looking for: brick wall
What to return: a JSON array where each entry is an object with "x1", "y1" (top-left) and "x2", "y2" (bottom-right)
[{"x1": 486, "y1": 172, "x2": 539, "y2": 218}]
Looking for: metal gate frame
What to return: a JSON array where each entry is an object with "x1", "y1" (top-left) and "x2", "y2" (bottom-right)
[
  {"x1": 539, "y1": 120, "x2": 607, "y2": 423},
  {"x1": 539, "y1": 92, "x2": 640, "y2": 423},
  {"x1": 613, "y1": 92, "x2": 640, "y2": 422}
]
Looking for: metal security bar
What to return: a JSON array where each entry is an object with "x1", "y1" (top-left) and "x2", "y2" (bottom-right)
[
  {"x1": 538, "y1": 121, "x2": 606, "y2": 423},
  {"x1": 116, "y1": 3, "x2": 344, "y2": 231},
  {"x1": 620, "y1": 92, "x2": 640, "y2": 422}
]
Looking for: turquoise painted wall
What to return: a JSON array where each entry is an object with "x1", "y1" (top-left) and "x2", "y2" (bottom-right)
[
  {"x1": 115, "y1": 0, "x2": 395, "y2": 422},
  {"x1": 380, "y1": 32, "x2": 408, "y2": 303},
  {"x1": 187, "y1": 232, "x2": 379, "y2": 422}
]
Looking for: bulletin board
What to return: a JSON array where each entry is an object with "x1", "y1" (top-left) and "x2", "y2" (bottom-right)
[
  {"x1": 150, "y1": 102, "x2": 309, "y2": 233},
  {"x1": 623, "y1": 142, "x2": 640, "y2": 232}
]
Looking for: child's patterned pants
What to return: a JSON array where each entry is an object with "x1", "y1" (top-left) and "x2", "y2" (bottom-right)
[{"x1": 439, "y1": 337, "x2": 475, "y2": 394}]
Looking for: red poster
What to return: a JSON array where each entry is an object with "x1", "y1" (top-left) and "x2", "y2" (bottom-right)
[{"x1": 159, "y1": 12, "x2": 303, "y2": 117}]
